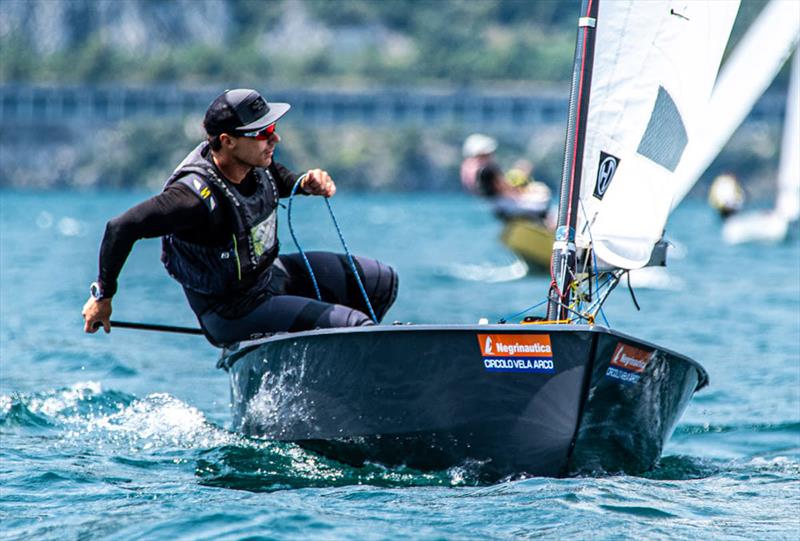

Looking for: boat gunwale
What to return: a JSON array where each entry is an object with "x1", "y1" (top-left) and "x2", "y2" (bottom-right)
[{"x1": 220, "y1": 323, "x2": 708, "y2": 389}]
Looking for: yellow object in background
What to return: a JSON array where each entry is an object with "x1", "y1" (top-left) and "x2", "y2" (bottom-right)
[
  {"x1": 506, "y1": 159, "x2": 534, "y2": 187},
  {"x1": 708, "y1": 173, "x2": 745, "y2": 218}
]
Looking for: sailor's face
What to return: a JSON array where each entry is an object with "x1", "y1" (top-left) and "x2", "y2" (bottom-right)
[{"x1": 233, "y1": 130, "x2": 280, "y2": 168}]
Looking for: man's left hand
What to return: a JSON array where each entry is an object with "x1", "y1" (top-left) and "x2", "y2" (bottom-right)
[{"x1": 302, "y1": 169, "x2": 336, "y2": 197}]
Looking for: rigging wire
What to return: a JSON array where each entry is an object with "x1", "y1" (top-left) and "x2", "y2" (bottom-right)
[
  {"x1": 287, "y1": 175, "x2": 379, "y2": 323},
  {"x1": 578, "y1": 199, "x2": 610, "y2": 326},
  {"x1": 583, "y1": 274, "x2": 616, "y2": 319}
]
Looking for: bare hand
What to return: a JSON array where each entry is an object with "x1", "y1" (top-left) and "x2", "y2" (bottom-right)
[
  {"x1": 82, "y1": 297, "x2": 112, "y2": 334},
  {"x1": 301, "y1": 168, "x2": 336, "y2": 197}
]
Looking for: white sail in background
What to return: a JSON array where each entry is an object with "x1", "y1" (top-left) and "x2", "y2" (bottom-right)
[
  {"x1": 776, "y1": 49, "x2": 800, "y2": 223},
  {"x1": 576, "y1": 1, "x2": 739, "y2": 270},
  {"x1": 671, "y1": 0, "x2": 800, "y2": 210},
  {"x1": 722, "y1": 48, "x2": 800, "y2": 244}
]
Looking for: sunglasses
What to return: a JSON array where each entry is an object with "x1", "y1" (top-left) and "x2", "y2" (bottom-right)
[{"x1": 238, "y1": 123, "x2": 277, "y2": 140}]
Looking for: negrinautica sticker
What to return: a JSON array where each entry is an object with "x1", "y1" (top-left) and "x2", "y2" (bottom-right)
[
  {"x1": 477, "y1": 334, "x2": 555, "y2": 373},
  {"x1": 604, "y1": 342, "x2": 654, "y2": 385}
]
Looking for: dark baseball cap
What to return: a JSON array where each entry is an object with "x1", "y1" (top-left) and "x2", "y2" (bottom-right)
[{"x1": 203, "y1": 89, "x2": 290, "y2": 136}]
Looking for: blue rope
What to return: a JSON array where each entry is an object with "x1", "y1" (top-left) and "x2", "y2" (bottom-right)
[
  {"x1": 287, "y1": 174, "x2": 322, "y2": 301},
  {"x1": 287, "y1": 175, "x2": 379, "y2": 323},
  {"x1": 498, "y1": 298, "x2": 549, "y2": 323},
  {"x1": 587, "y1": 275, "x2": 614, "y2": 326},
  {"x1": 322, "y1": 198, "x2": 379, "y2": 323},
  {"x1": 593, "y1": 247, "x2": 610, "y2": 326}
]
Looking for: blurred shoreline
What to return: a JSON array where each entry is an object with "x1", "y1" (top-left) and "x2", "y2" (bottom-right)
[
  {"x1": 0, "y1": 0, "x2": 788, "y2": 198},
  {"x1": 0, "y1": 83, "x2": 788, "y2": 200}
]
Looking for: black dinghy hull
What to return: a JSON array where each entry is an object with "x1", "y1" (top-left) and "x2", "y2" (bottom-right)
[{"x1": 222, "y1": 324, "x2": 707, "y2": 479}]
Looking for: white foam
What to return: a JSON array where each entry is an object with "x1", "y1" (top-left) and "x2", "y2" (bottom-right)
[
  {"x1": 445, "y1": 259, "x2": 529, "y2": 283},
  {"x1": 57, "y1": 216, "x2": 86, "y2": 237},
  {"x1": 243, "y1": 348, "x2": 316, "y2": 438},
  {"x1": 83, "y1": 392, "x2": 239, "y2": 449},
  {"x1": 26, "y1": 381, "x2": 103, "y2": 417}
]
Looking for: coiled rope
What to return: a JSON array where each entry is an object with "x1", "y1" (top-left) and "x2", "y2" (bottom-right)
[{"x1": 286, "y1": 174, "x2": 378, "y2": 323}]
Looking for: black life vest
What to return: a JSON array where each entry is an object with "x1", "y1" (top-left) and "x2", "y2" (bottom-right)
[{"x1": 161, "y1": 142, "x2": 280, "y2": 297}]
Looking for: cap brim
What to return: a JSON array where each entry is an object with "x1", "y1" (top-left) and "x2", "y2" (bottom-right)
[{"x1": 237, "y1": 102, "x2": 291, "y2": 131}]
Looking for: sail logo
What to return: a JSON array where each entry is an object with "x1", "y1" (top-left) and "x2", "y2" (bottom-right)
[
  {"x1": 477, "y1": 334, "x2": 555, "y2": 373},
  {"x1": 593, "y1": 151, "x2": 620, "y2": 200}
]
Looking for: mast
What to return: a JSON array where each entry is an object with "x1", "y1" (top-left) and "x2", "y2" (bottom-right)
[{"x1": 547, "y1": 0, "x2": 599, "y2": 321}]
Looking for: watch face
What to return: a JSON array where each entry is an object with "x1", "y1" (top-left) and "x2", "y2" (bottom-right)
[{"x1": 90, "y1": 282, "x2": 102, "y2": 299}]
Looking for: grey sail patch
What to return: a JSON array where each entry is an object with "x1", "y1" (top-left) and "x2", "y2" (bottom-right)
[{"x1": 636, "y1": 86, "x2": 688, "y2": 172}]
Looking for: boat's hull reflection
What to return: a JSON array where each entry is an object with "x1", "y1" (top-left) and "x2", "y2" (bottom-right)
[{"x1": 222, "y1": 324, "x2": 706, "y2": 481}]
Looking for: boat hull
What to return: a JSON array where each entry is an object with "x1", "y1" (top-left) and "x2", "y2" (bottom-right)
[
  {"x1": 223, "y1": 324, "x2": 706, "y2": 480},
  {"x1": 500, "y1": 219, "x2": 554, "y2": 271}
]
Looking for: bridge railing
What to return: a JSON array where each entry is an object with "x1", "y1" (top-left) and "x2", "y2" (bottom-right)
[
  {"x1": 0, "y1": 84, "x2": 570, "y2": 129},
  {"x1": 1, "y1": 83, "x2": 786, "y2": 129}
]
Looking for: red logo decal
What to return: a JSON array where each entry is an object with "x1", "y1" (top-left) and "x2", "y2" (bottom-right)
[
  {"x1": 477, "y1": 334, "x2": 552, "y2": 358},
  {"x1": 610, "y1": 342, "x2": 653, "y2": 373}
]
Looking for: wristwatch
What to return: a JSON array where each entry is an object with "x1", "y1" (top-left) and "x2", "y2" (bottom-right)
[{"x1": 90, "y1": 281, "x2": 106, "y2": 300}]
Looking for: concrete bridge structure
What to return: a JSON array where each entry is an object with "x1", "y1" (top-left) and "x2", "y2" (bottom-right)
[{"x1": 1, "y1": 83, "x2": 787, "y2": 130}]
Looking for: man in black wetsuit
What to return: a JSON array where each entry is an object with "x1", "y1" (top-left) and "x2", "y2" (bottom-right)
[{"x1": 82, "y1": 88, "x2": 398, "y2": 346}]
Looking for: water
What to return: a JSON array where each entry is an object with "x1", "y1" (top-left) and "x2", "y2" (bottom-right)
[{"x1": 1, "y1": 190, "x2": 798, "y2": 540}]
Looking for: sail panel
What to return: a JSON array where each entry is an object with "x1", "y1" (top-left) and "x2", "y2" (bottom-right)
[
  {"x1": 636, "y1": 86, "x2": 688, "y2": 172},
  {"x1": 577, "y1": 0, "x2": 739, "y2": 269}
]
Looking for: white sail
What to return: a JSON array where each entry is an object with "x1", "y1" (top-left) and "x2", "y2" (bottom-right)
[
  {"x1": 776, "y1": 49, "x2": 800, "y2": 222},
  {"x1": 721, "y1": 48, "x2": 800, "y2": 245},
  {"x1": 671, "y1": 0, "x2": 800, "y2": 210},
  {"x1": 577, "y1": 1, "x2": 739, "y2": 270}
]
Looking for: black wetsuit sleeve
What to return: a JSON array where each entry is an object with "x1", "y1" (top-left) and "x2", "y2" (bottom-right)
[
  {"x1": 270, "y1": 162, "x2": 302, "y2": 198},
  {"x1": 97, "y1": 184, "x2": 210, "y2": 298}
]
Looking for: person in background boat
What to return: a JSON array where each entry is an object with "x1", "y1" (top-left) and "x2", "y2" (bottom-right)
[
  {"x1": 82, "y1": 88, "x2": 398, "y2": 347},
  {"x1": 460, "y1": 133, "x2": 515, "y2": 198},
  {"x1": 708, "y1": 173, "x2": 745, "y2": 219},
  {"x1": 504, "y1": 159, "x2": 552, "y2": 214},
  {"x1": 505, "y1": 159, "x2": 535, "y2": 188},
  {"x1": 459, "y1": 133, "x2": 551, "y2": 221}
]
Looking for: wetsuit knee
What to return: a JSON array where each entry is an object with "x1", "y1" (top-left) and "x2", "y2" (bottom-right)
[
  {"x1": 376, "y1": 262, "x2": 398, "y2": 321},
  {"x1": 348, "y1": 256, "x2": 398, "y2": 322},
  {"x1": 280, "y1": 252, "x2": 398, "y2": 323}
]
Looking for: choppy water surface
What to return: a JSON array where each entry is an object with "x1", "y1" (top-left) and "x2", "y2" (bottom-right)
[{"x1": 1, "y1": 190, "x2": 798, "y2": 540}]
